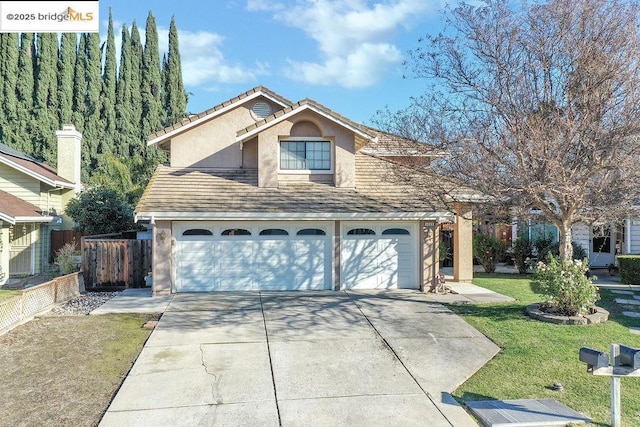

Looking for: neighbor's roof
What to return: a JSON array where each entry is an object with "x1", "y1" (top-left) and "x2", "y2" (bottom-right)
[
  {"x1": 147, "y1": 86, "x2": 293, "y2": 146},
  {"x1": 134, "y1": 153, "x2": 463, "y2": 221},
  {"x1": 0, "y1": 142, "x2": 74, "y2": 189},
  {"x1": 0, "y1": 190, "x2": 53, "y2": 224}
]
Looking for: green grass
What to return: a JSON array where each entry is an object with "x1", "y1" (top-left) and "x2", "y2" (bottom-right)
[
  {"x1": 451, "y1": 273, "x2": 640, "y2": 426},
  {"x1": 0, "y1": 289, "x2": 20, "y2": 303}
]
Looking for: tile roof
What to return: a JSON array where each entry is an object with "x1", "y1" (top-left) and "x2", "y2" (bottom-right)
[
  {"x1": 0, "y1": 190, "x2": 49, "y2": 224},
  {"x1": 360, "y1": 127, "x2": 444, "y2": 157},
  {"x1": 0, "y1": 143, "x2": 73, "y2": 186},
  {"x1": 135, "y1": 154, "x2": 461, "y2": 218},
  {"x1": 148, "y1": 86, "x2": 293, "y2": 142}
]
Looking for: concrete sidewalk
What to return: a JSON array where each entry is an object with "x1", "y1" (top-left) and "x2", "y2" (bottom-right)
[
  {"x1": 90, "y1": 288, "x2": 172, "y2": 315},
  {"x1": 98, "y1": 290, "x2": 504, "y2": 426}
]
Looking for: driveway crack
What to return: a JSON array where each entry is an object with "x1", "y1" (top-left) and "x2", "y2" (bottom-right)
[
  {"x1": 200, "y1": 344, "x2": 222, "y2": 405},
  {"x1": 259, "y1": 292, "x2": 283, "y2": 427}
]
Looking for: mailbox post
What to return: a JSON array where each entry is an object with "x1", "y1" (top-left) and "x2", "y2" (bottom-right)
[{"x1": 579, "y1": 344, "x2": 640, "y2": 427}]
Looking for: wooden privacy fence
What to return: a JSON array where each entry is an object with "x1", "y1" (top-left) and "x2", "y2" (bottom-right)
[
  {"x1": 82, "y1": 238, "x2": 152, "y2": 288},
  {"x1": 50, "y1": 230, "x2": 86, "y2": 261}
]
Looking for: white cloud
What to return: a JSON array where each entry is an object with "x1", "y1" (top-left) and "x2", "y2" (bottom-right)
[
  {"x1": 285, "y1": 43, "x2": 402, "y2": 88},
  {"x1": 264, "y1": 0, "x2": 441, "y2": 87},
  {"x1": 157, "y1": 27, "x2": 262, "y2": 86}
]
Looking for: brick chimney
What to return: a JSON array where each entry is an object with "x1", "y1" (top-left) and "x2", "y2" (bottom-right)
[{"x1": 55, "y1": 124, "x2": 82, "y2": 192}]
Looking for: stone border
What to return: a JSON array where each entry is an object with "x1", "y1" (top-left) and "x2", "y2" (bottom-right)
[{"x1": 525, "y1": 303, "x2": 609, "y2": 325}]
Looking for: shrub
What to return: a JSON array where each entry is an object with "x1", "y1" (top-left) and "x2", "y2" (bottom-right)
[
  {"x1": 618, "y1": 255, "x2": 640, "y2": 285},
  {"x1": 532, "y1": 256, "x2": 599, "y2": 316},
  {"x1": 512, "y1": 237, "x2": 533, "y2": 273},
  {"x1": 473, "y1": 232, "x2": 505, "y2": 273},
  {"x1": 572, "y1": 242, "x2": 588, "y2": 261},
  {"x1": 534, "y1": 235, "x2": 559, "y2": 261},
  {"x1": 56, "y1": 243, "x2": 81, "y2": 275}
]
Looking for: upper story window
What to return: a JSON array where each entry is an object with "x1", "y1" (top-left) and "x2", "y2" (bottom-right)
[{"x1": 280, "y1": 140, "x2": 331, "y2": 171}]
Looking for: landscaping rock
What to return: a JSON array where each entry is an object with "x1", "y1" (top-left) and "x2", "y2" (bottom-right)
[{"x1": 47, "y1": 292, "x2": 121, "y2": 316}]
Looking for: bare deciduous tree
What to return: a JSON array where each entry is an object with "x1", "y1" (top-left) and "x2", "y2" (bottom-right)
[{"x1": 375, "y1": 0, "x2": 640, "y2": 260}]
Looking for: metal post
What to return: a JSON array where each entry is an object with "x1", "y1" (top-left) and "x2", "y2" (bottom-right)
[{"x1": 611, "y1": 344, "x2": 621, "y2": 427}]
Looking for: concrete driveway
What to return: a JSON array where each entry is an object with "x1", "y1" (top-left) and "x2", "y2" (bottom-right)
[{"x1": 100, "y1": 290, "x2": 499, "y2": 426}]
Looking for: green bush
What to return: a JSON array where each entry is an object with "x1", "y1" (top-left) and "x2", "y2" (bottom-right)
[
  {"x1": 56, "y1": 243, "x2": 80, "y2": 275},
  {"x1": 532, "y1": 256, "x2": 599, "y2": 316},
  {"x1": 534, "y1": 235, "x2": 559, "y2": 261},
  {"x1": 618, "y1": 256, "x2": 640, "y2": 285},
  {"x1": 512, "y1": 237, "x2": 533, "y2": 273},
  {"x1": 572, "y1": 242, "x2": 588, "y2": 261},
  {"x1": 473, "y1": 233, "x2": 505, "y2": 273}
]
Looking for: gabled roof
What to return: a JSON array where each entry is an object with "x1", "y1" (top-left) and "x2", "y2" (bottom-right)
[
  {"x1": 0, "y1": 190, "x2": 53, "y2": 224},
  {"x1": 359, "y1": 128, "x2": 446, "y2": 157},
  {"x1": 134, "y1": 153, "x2": 461, "y2": 222},
  {"x1": 148, "y1": 86, "x2": 293, "y2": 146},
  {"x1": 236, "y1": 98, "x2": 377, "y2": 143},
  {"x1": 0, "y1": 143, "x2": 74, "y2": 189}
]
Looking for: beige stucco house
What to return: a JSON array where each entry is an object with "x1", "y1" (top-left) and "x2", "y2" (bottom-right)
[
  {"x1": 135, "y1": 87, "x2": 475, "y2": 295},
  {"x1": 0, "y1": 125, "x2": 82, "y2": 285}
]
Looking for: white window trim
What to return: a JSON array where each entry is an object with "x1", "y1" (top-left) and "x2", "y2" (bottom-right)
[{"x1": 277, "y1": 137, "x2": 334, "y2": 175}]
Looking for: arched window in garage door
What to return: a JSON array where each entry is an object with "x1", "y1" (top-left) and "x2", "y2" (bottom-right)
[
  {"x1": 382, "y1": 228, "x2": 410, "y2": 235},
  {"x1": 259, "y1": 229, "x2": 289, "y2": 236},
  {"x1": 221, "y1": 229, "x2": 251, "y2": 236},
  {"x1": 297, "y1": 228, "x2": 326, "y2": 236},
  {"x1": 347, "y1": 228, "x2": 376, "y2": 235},
  {"x1": 182, "y1": 229, "x2": 213, "y2": 236}
]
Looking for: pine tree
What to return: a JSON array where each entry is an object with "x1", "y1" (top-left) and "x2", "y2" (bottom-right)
[
  {"x1": 163, "y1": 16, "x2": 187, "y2": 126},
  {"x1": 33, "y1": 33, "x2": 59, "y2": 163},
  {"x1": 15, "y1": 33, "x2": 35, "y2": 153},
  {"x1": 0, "y1": 34, "x2": 19, "y2": 146},
  {"x1": 58, "y1": 33, "x2": 76, "y2": 125},
  {"x1": 100, "y1": 9, "x2": 117, "y2": 156}
]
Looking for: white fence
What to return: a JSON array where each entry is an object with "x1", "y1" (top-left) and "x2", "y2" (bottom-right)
[{"x1": 0, "y1": 272, "x2": 84, "y2": 334}]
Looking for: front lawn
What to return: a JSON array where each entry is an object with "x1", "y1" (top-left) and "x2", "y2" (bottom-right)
[
  {"x1": 451, "y1": 273, "x2": 640, "y2": 426},
  {"x1": 0, "y1": 313, "x2": 158, "y2": 425}
]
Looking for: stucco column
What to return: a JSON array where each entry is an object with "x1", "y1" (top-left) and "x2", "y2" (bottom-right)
[
  {"x1": 153, "y1": 221, "x2": 172, "y2": 295},
  {"x1": 453, "y1": 203, "x2": 474, "y2": 283},
  {"x1": 420, "y1": 221, "x2": 439, "y2": 292},
  {"x1": 334, "y1": 221, "x2": 341, "y2": 291}
]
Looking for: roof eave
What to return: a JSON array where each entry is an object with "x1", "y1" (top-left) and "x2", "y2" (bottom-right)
[
  {"x1": 236, "y1": 104, "x2": 377, "y2": 143},
  {"x1": 148, "y1": 90, "x2": 291, "y2": 146},
  {"x1": 135, "y1": 211, "x2": 455, "y2": 223},
  {"x1": 0, "y1": 156, "x2": 74, "y2": 189}
]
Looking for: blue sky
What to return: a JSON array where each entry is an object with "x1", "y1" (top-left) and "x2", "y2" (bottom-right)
[{"x1": 99, "y1": 0, "x2": 449, "y2": 125}]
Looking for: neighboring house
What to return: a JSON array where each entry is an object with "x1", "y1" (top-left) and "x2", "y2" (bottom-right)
[
  {"x1": 135, "y1": 87, "x2": 477, "y2": 295},
  {"x1": 0, "y1": 125, "x2": 82, "y2": 285},
  {"x1": 512, "y1": 219, "x2": 639, "y2": 267}
]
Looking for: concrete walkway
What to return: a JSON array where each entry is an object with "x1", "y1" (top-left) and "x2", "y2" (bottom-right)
[{"x1": 96, "y1": 289, "x2": 508, "y2": 426}]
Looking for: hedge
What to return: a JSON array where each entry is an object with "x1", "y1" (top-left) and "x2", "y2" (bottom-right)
[{"x1": 617, "y1": 255, "x2": 640, "y2": 285}]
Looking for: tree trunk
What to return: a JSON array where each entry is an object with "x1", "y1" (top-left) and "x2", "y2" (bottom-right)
[{"x1": 558, "y1": 221, "x2": 573, "y2": 261}]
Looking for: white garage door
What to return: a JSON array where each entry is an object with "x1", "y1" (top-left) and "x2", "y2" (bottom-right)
[
  {"x1": 341, "y1": 222, "x2": 418, "y2": 289},
  {"x1": 174, "y1": 222, "x2": 332, "y2": 291}
]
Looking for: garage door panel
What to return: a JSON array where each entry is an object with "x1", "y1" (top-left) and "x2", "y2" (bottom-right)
[
  {"x1": 341, "y1": 223, "x2": 418, "y2": 290},
  {"x1": 173, "y1": 222, "x2": 332, "y2": 292}
]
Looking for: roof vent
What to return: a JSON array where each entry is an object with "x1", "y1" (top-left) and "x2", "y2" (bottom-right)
[{"x1": 251, "y1": 101, "x2": 272, "y2": 119}]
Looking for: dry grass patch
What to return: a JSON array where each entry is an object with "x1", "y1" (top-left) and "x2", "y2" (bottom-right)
[{"x1": 0, "y1": 313, "x2": 158, "y2": 426}]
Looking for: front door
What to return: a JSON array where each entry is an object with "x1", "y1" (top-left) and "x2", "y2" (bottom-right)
[
  {"x1": 9, "y1": 223, "x2": 34, "y2": 276},
  {"x1": 590, "y1": 226, "x2": 615, "y2": 268}
]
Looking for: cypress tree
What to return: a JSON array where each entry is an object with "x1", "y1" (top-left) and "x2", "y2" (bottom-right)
[
  {"x1": 163, "y1": 16, "x2": 187, "y2": 126},
  {"x1": 15, "y1": 33, "x2": 35, "y2": 153},
  {"x1": 141, "y1": 11, "x2": 164, "y2": 138},
  {"x1": 83, "y1": 32, "x2": 102, "y2": 169},
  {"x1": 71, "y1": 34, "x2": 86, "y2": 135},
  {"x1": 58, "y1": 33, "x2": 76, "y2": 125},
  {"x1": 100, "y1": 9, "x2": 117, "y2": 155},
  {"x1": 115, "y1": 25, "x2": 133, "y2": 158},
  {"x1": 0, "y1": 34, "x2": 19, "y2": 146},
  {"x1": 129, "y1": 20, "x2": 144, "y2": 154},
  {"x1": 140, "y1": 12, "x2": 166, "y2": 182},
  {"x1": 33, "y1": 32, "x2": 59, "y2": 163}
]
